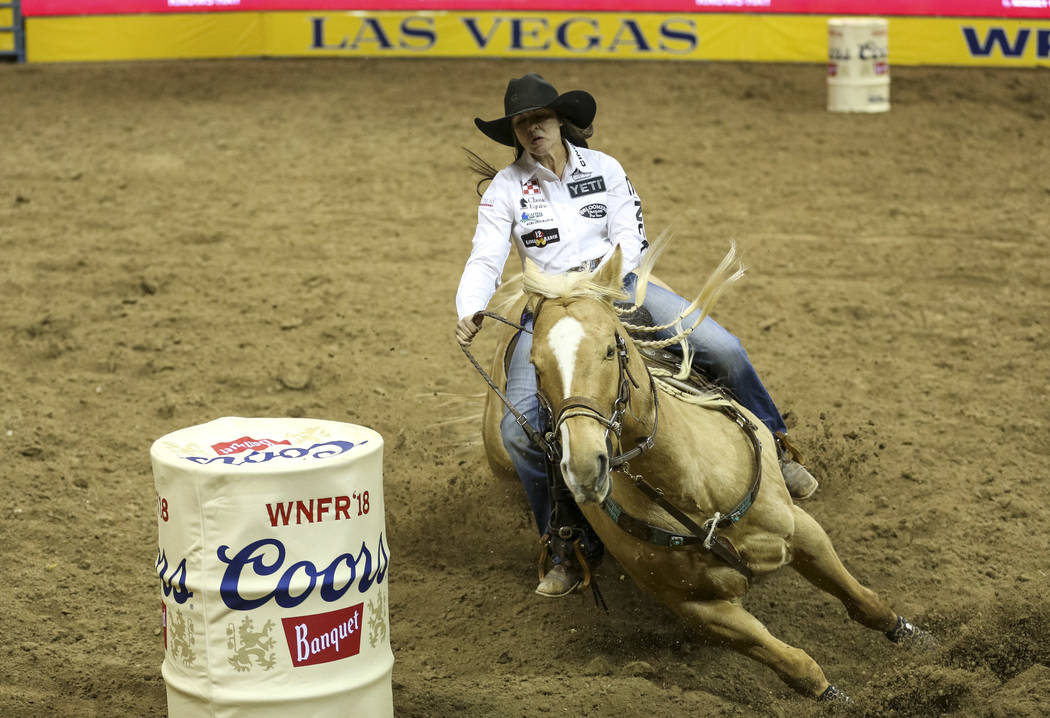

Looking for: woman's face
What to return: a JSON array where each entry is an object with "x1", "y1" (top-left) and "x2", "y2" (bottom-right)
[{"x1": 512, "y1": 109, "x2": 562, "y2": 158}]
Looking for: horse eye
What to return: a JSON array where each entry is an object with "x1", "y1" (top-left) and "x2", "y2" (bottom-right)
[{"x1": 605, "y1": 345, "x2": 615, "y2": 359}]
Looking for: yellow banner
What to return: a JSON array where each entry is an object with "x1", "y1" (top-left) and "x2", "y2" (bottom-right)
[
  {"x1": 891, "y1": 18, "x2": 1050, "y2": 66},
  {"x1": 25, "y1": 11, "x2": 1050, "y2": 67},
  {"x1": 27, "y1": 13, "x2": 265, "y2": 62}
]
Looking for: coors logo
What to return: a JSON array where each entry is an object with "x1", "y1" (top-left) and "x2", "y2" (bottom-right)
[
  {"x1": 282, "y1": 604, "x2": 363, "y2": 667},
  {"x1": 211, "y1": 436, "x2": 292, "y2": 456}
]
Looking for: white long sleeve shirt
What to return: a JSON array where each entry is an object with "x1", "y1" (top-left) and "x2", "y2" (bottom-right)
[{"x1": 455, "y1": 142, "x2": 649, "y2": 320}]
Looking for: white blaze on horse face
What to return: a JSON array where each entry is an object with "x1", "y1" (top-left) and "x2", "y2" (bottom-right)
[
  {"x1": 547, "y1": 316, "x2": 585, "y2": 400},
  {"x1": 548, "y1": 316, "x2": 586, "y2": 498}
]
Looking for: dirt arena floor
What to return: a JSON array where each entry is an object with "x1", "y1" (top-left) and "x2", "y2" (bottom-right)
[{"x1": 2, "y1": 57, "x2": 1049, "y2": 717}]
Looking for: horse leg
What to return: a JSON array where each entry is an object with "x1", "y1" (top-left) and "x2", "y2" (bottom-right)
[
  {"x1": 788, "y1": 505, "x2": 901, "y2": 633},
  {"x1": 670, "y1": 597, "x2": 840, "y2": 699}
]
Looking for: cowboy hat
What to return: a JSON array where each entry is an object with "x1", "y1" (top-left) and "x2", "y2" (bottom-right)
[{"x1": 474, "y1": 73, "x2": 596, "y2": 147}]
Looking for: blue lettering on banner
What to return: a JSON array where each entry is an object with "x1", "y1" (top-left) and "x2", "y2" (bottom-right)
[
  {"x1": 557, "y1": 18, "x2": 601, "y2": 53},
  {"x1": 157, "y1": 549, "x2": 194, "y2": 604},
  {"x1": 181, "y1": 440, "x2": 367, "y2": 466},
  {"x1": 310, "y1": 17, "x2": 436, "y2": 52},
  {"x1": 460, "y1": 15, "x2": 697, "y2": 56},
  {"x1": 609, "y1": 20, "x2": 650, "y2": 52},
  {"x1": 400, "y1": 17, "x2": 438, "y2": 50},
  {"x1": 461, "y1": 17, "x2": 502, "y2": 49},
  {"x1": 511, "y1": 18, "x2": 550, "y2": 50},
  {"x1": 659, "y1": 19, "x2": 698, "y2": 54},
  {"x1": 306, "y1": 14, "x2": 699, "y2": 57},
  {"x1": 963, "y1": 27, "x2": 1050, "y2": 59},
  {"x1": 217, "y1": 535, "x2": 389, "y2": 611}
]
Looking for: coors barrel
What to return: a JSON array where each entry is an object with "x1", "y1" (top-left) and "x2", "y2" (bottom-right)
[
  {"x1": 827, "y1": 17, "x2": 890, "y2": 113},
  {"x1": 151, "y1": 417, "x2": 394, "y2": 717}
]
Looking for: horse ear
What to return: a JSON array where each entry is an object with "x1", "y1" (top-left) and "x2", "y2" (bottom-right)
[{"x1": 595, "y1": 247, "x2": 623, "y2": 289}]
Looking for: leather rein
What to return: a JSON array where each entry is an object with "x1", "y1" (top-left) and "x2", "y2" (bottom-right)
[{"x1": 460, "y1": 305, "x2": 763, "y2": 580}]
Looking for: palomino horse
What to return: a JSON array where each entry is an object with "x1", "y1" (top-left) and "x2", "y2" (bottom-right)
[{"x1": 479, "y1": 245, "x2": 929, "y2": 701}]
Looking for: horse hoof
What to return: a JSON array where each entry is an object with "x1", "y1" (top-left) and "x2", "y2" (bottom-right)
[
  {"x1": 818, "y1": 685, "x2": 852, "y2": 703},
  {"x1": 885, "y1": 615, "x2": 936, "y2": 649}
]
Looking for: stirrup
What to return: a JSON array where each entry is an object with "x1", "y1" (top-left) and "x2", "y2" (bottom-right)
[
  {"x1": 536, "y1": 533, "x2": 595, "y2": 595},
  {"x1": 774, "y1": 431, "x2": 805, "y2": 464}
]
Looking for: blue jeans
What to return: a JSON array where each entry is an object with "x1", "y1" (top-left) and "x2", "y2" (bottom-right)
[
  {"x1": 621, "y1": 273, "x2": 786, "y2": 436},
  {"x1": 500, "y1": 273, "x2": 787, "y2": 541}
]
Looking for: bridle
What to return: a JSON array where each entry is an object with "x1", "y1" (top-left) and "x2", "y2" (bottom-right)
[
  {"x1": 459, "y1": 302, "x2": 658, "y2": 468},
  {"x1": 537, "y1": 330, "x2": 658, "y2": 470}
]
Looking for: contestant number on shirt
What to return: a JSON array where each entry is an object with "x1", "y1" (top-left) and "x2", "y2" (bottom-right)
[{"x1": 625, "y1": 176, "x2": 646, "y2": 243}]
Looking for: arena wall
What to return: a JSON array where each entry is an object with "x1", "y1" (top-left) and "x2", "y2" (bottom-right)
[{"x1": 16, "y1": 1, "x2": 1050, "y2": 64}]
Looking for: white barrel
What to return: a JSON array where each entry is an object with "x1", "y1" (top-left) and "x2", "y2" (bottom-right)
[
  {"x1": 827, "y1": 17, "x2": 890, "y2": 113},
  {"x1": 151, "y1": 417, "x2": 393, "y2": 718}
]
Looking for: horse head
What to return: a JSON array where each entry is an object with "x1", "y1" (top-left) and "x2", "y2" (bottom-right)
[{"x1": 524, "y1": 249, "x2": 645, "y2": 505}]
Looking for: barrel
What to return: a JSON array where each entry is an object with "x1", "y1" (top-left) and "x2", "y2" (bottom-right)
[
  {"x1": 151, "y1": 417, "x2": 394, "y2": 717},
  {"x1": 827, "y1": 17, "x2": 890, "y2": 113}
]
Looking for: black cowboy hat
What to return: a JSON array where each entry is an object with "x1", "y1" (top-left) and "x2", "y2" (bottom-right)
[{"x1": 474, "y1": 73, "x2": 596, "y2": 147}]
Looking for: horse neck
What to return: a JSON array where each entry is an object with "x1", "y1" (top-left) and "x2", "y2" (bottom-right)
[{"x1": 617, "y1": 340, "x2": 716, "y2": 500}]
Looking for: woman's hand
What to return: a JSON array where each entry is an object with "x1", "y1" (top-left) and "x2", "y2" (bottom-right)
[{"x1": 456, "y1": 313, "x2": 484, "y2": 347}]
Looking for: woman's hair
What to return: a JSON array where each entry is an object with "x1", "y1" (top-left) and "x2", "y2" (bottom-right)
[{"x1": 467, "y1": 113, "x2": 595, "y2": 196}]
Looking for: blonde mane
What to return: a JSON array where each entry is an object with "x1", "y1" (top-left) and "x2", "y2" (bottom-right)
[
  {"x1": 521, "y1": 261, "x2": 628, "y2": 304},
  {"x1": 521, "y1": 237, "x2": 744, "y2": 408},
  {"x1": 521, "y1": 235, "x2": 744, "y2": 355}
]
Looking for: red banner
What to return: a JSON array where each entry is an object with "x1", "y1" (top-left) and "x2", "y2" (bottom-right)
[
  {"x1": 20, "y1": 0, "x2": 1050, "y2": 19},
  {"x1": 210, "y1": 436, "x2": 292, "y2": 455},
  {"x1": 281, "y1": 603, "x2": 364, "y2": 667}
]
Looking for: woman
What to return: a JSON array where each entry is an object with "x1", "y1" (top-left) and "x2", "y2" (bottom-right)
[{"x1": 455, "y1": 73, "x2": 817, "y2": 597}]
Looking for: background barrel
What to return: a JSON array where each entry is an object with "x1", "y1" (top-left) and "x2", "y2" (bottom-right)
[
  {"x1": 151, "y1": 417, "x2": 394, "y2": 718},
  {"x1": 827, "y1": 17, "x2": 890, "y2": 113}
]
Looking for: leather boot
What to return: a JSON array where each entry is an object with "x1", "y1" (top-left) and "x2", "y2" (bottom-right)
[
  {"x1": 535, "y1": 562, "x2": 583, "y2": 598},
  {"x1": 775, "y1": 432, "x2": 819, "y2": 500}
]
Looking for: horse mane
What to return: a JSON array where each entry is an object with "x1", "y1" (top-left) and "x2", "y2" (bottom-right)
[
  {"x1": 522, "y1": 235, "x2": 744, "y2": 351},
  {"x1": 522, "y1": 236, "x2": 742, "y2": 408},
  {"x1": 521, "y1": 257, "x2": 629, "y2": 304}
]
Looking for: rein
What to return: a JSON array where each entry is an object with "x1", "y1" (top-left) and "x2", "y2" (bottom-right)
[{"x1": 459, "y1": 310, "x2": 554, "y2": 460}]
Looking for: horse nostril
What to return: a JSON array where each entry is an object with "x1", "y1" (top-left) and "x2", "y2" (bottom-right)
[{"x1": 596, "y1": 454, "x2": 608, "y2": 479}]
